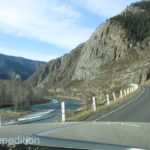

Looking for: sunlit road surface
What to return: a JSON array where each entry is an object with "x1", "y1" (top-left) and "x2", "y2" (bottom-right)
[
  {"x1": 0, "y1": 86, "x2": 150, "y2": 149},
  {"x1": 94, "y1": 86, "x2": 150, "y2": 122}
]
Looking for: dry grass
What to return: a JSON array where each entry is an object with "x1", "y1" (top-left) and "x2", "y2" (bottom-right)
[
  {"x1": 143, "y1": 80, "x2": 150, "y2": 86},
  {"x1": 53, "y1": 95, "x2": 80, "y2": 101},
  {"x1": 2, "y1": 110, "x2": 31, "y2": 119},
  {"x1": 30, "y1": 97, "x2": 52, "y2": 105},
  {"x1": 66, "y1": 87, "x2": 141, "y2": 121}
]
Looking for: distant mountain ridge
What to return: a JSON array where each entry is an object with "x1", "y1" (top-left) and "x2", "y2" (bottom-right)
[{"x1": 0, "y1": 53, "x2": 45, "y2": 81}]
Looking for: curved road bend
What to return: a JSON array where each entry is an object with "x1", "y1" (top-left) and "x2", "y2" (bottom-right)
[{"x1": 94, "y1": 86, "x2": 150, "y2": 122}]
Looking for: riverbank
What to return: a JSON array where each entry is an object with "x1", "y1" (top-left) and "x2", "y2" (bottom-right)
[
  {"x1": 2, "y1": 110, "x2": 31, "y2": 120},
  {"x1": 1, "y1": 110, "x2": 33, "y2": 125},
  {"x1": 29, "y1": 97, "x2": 52, "y2": 105},
  {"x1": 1, "y1": 97, "x2": 81, "y2": 125},
  {"x1": 47, "y1": 95, "x2": 81, "y2": 101}
]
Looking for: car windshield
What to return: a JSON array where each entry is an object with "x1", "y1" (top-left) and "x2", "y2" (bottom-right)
[{"x1": 0, "y1": 0, "x2": 150, "y2": 150}]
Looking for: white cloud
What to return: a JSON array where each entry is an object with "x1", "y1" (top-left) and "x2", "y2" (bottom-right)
[
  {"x1": 72, "y1": 0, "x2": 139, "y2": 18},
  {"x1": 0, "y1": 0, "x2": 93, "y2": 50},
  {"x1": 0, "y1": 48, "x2": 58, "y2": 62},
  {"x1": 0, "y1": 0, "x2": 139, "y2": 53}
]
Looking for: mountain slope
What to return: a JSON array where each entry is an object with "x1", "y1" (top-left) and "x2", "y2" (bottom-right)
[
  {"x1": 26, "y1": 43, "x2": 84, "y2": 88},
  {"x1": 0, "y1": 53, "x2": 45, "y2": 81},
  {"x1": 26, "y1": 1, "x2": 150, "y2": 102}
]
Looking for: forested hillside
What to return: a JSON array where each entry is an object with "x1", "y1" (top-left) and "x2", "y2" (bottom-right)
[{"x1": 111, "y1": 1, "x2": 150, "y2": 41}]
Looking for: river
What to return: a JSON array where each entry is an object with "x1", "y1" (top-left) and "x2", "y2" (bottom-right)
[{"x1": 0, "y1": 97, "x2": 81, "y2": 125}]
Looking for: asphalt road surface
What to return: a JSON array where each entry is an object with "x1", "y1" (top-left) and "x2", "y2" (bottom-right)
[{"x1": 94, "y1": 86, "x2": 150, "y2": 122}]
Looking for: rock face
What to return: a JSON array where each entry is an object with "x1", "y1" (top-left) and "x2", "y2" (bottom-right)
[
  {"x1": 72, "y1": 20, "x2": 131, "y2": 81},
  {"x1": 0, "y1": 54, "x2": 45, "y2": 81},
  {"x1": 26, "y1": 2, "x2": 150, "y2": 101},
  {"x1": 27, "y1": 43, "x2": 84, "y2": 88}
]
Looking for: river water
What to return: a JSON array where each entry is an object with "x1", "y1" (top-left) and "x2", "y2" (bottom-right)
[{"x1": 0, "y1": 97, "x2": 81, "y2": 124}]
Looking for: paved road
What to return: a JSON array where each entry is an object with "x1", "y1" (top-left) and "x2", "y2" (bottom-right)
[{"x1": 94, "y1": 86, "x2": 150, "y2": 122}]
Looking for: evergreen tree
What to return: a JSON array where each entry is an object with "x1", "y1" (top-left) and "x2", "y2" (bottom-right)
[{"x1": 110, "y1": 0, "x2": 150, "y2": 41}]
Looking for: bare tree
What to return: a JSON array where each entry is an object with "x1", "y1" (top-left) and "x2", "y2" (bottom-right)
[{"x1": 0, "y1": 79, "x2": 32, "y2": 109}]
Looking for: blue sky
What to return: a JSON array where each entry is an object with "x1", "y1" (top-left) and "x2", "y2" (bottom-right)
[{"x1": 0, "y1": 0, "x2": 140, "y2": 62}]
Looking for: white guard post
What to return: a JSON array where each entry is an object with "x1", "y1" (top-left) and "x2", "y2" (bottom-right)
[
  {"x1": 120, "y1": 90, "x2": 123, "y2": 98},
  {"x1": 131, "y1": 87, "x2": 134, "y2": 92},
  {"x1": 92, "y1": 97, "x2": 96, "y2": 111},
  {"x1": 106, "y1": 94, "x2": 110, "y2": 105},
  {"x1": 127, "y1": 88, "x2": 129, "y2": 94},
  {"x1": 130, "y1": 87, "x2": 132, "y2": 93},
  {"x1": 131, "y1": 84, "x2": 138, "y2": 90},
  {"x1": 112, "y1": 92, "x2": 116, "y2": 101},
  {"x1": 0, "y1": 112, "x2": 1, "y2": 127},
  {"x1": 124, "y1": 89, "x2": 127, "y2": 96},
  {"x1": 61, "y1": 102, "x2": 65, "y2": 122}
]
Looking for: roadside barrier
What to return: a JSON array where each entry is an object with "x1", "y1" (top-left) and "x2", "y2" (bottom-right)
[
  {"x1": 92, "y1": 97, "x2": 96, "y2": 111},
  {"x1": 90, "y1": 84, "x2": 139, "y2": 112},
  {"x1": 0, "y1": 112, "x2": 1, "y2": 127},
  {"x1": 112, "y1": 92, "x2": 116, "y2": 101},
  {"x1": 61, "y1": 102, "x2": 65, "y2": 122},
  {"x1": 106, "y1": 94, "x2": 110, "y2": 105}
]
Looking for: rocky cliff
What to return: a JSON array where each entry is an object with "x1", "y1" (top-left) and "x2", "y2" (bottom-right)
[{"x1": 26, "y1": 1, "x2": 150, "y2": 102}]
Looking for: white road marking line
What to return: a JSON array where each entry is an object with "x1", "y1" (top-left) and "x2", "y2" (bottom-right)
[
  {"x1": 128, "y1": 148, "x2": 146, "y2": 150},
  {"x1": 93, "y1": 86, "x2": 145, "y2": 122}
]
